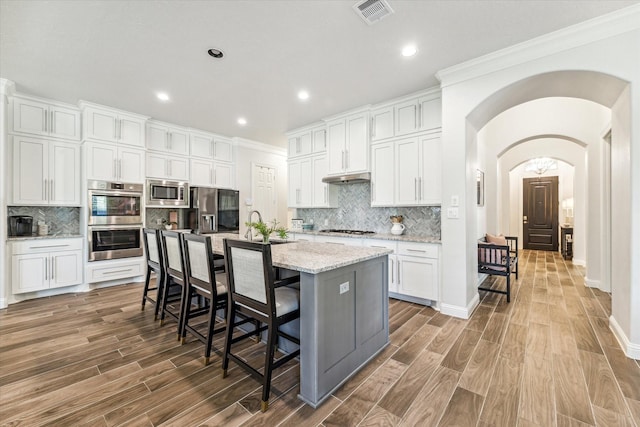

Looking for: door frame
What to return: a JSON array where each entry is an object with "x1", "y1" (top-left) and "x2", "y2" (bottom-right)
[{"x1": 522, "y1": 175, "x2": 559, "y2": 251}]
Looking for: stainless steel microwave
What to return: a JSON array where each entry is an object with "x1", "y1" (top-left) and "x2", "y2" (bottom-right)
[{"x1": 146, "y1": 179, "x2": 189, "y2": 207}]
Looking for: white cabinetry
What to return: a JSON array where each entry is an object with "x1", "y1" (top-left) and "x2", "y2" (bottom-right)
[
  {"x1": 146, "y1": 121, "x2": 189, "y2": 155},
  {"x1": 189, "y1": 131, "x2": 234, "y2": 162},
  {"x1": 12, "y1": 136, "x2": 81, "y2": 206},
  {"x1": 370, "y1": 141, "x2": 395, "y2": 206},
  {"x1": 371, "y1": 133, "x2": 441, "y2": 206},
  {"x1": 395, "y1": 94, "x2": 442, "y2": 137},
  {"x1": 288, "y1": 157, "x2": 312, "y2": 208},
  {"x1": 311, "y1": 155, "x2": 338, "y2": 207},
  {"x1": 326, "y1": 111, "x2": 369, "y2": 175},
  {"x1": 370, "y1": 106, "x2": 394, "y2": 142},
  {"x1": 10, "y1": 238, "x2": 83, "y2": 294},
  {"x1": 146, "y1": 152, "x2": 189, "y2": 181},
  {"x1": 80, "y1": 102, "x2": 148, "y2": 147},
  {"x1": 86, "y1": 258, "x2": 144, "y2": 283},
  {"x1": 11, "y1": 96, "x2": 81, "y2": 141},
  {"x1": 363, "y1": 239, "x2": 398, "y2": 293},
  {"x1": 85, "y1": 142, "x2": 145, "y2": 183},
  {"x1": 288, "y1": 130, "x2": 312, "y2": 157},
  {"x1": 396, "y1": 242, "x2": 438, "y2": 301}
]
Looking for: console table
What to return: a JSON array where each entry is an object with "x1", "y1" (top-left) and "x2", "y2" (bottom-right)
[{"x1": 561, "y1": 226, "x2": 573, "y2": 260}]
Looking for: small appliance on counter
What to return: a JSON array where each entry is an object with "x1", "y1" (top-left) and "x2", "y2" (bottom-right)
[{"x1": 9, "y1": 215, "x2": 33, "y2": 237}]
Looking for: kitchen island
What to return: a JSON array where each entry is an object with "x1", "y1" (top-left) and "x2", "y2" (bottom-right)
[{"x1": 210, "y1": 233, "x2": 392, "y2": 408}]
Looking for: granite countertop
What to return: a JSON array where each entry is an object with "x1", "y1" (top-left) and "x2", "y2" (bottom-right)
[
  {"x1": 290, "y1": 230, "x2": 441, "y2": 244},
  {"x1": 209, "y1": 233, "x2": 392, "y2": 274},
  {"x1": 7, "y1": 233, "x2": 84, "y2": 241}
]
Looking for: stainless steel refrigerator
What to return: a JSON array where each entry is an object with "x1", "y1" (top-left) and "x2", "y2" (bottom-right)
[{"x1": 182, "y1": 187, "x2": 240, "y2": 233}]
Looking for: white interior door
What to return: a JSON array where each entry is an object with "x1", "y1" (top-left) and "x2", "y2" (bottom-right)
[{"x1": 253, "y1": 164, "x2": 277, "y2": 224}]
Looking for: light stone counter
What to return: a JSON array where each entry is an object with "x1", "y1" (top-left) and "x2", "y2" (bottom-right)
[
  {"x1": 7, "y1": 233, "x2": 83, "y2": 241},
  {"x1": 209, "y1": 233, "x2": 392, "y2": 274},
  {"x1": 290, "y1": 230, "x2": 441, "y2": 244}
]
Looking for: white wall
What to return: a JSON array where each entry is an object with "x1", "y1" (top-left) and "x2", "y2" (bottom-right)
[
  {"x1": 234, "y1": 138, "x2": 288, "y2": 237},
  {"x1": 0, "y1": 79, "x2": 13, "y2": 308},
  {"x1": 436, "y1": 9, "x2": 640, "y2": 357}
]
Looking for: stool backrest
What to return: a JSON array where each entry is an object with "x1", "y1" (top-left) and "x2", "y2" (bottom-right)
[
  {"x1": 224, "y1": 239, "x2": 275, "y2": 316},
  {"x1": 183, "y1": 233, "x2": 216, "y2": 295},
  {"x1": 160, "y1": 230, "x2": 185, "y2": 284},
  {"x1": 143, "y1": 228, "x2": 162, "y2": 268}
]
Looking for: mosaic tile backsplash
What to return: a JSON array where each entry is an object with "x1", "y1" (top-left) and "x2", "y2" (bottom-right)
[
  {"x1": 296, "y1": 182, "x2": 441, "y2": 238},
  {"x1": 7, "y1": 206, "x2": 80, "y2": 235}
]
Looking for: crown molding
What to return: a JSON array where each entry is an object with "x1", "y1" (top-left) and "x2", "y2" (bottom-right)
[
  {"x1": 436, "y1": 5, "x2": 640, "y2": 87},
  {"x1": 234, "y1": 137, "x2": 287, "y2": 156},
  {"x1": 0, "y1": 78, "x2": 16, "y2": 97}
]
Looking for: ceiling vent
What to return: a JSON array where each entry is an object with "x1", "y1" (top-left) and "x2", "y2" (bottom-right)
[{"x1": 353, "y1": 0, "x2": 394, "y2": 25}]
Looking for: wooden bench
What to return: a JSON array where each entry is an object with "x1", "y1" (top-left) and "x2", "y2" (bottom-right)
[{"x1": 478, "y1": 236, "x2": 518, "y2": 302}]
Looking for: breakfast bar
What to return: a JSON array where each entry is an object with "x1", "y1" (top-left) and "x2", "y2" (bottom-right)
[{"x1": 210, "y1": 233, "x2": 392, "y2": 407}]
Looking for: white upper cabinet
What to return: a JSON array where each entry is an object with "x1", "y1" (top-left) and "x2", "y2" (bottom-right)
[
  {"x1": 80, "y1": 101, "x2": 148, "y2": 147},
  {"x1": 370, "y1": 106, "x2": 394, "y2": 142},
  {"x1": 370, "y1": 133, "x2": 441, "y2": 207},
  {"x1": 85, "y1": 141, "x2": 145, "y2": 183},
  {"x1": 190, "y1": 131, "x2": 214, "y2": 158},
  {"x1": 12, "y1": 136, "x2": 81, "y2": 206},
  {"x1": 326, "y1": 111, "x2": 369, "y2": 175},
  {"x1": 418, "y1": 96, "x2": 442, "y2": 132},
  {"x1": 213, "y1": 137, "x2": 233, "y2": 162},
  {"x1": 190, "y1": 158, "x2": 214, "y2": 186},
  {"x1": 146, "y1": 120, "x2": 189, "y2": 155},
  {"x1": 311, "y1": 155, "x2": 338, "y2": 208},
  {"x1": 395, "y1": 99, "x2": 420, "y2": 136},
  {"x1": 146, "y1": 152, "x2": 189, "y2": 181},
  {"x1": 288, "y1": 124, "x2": 328, "y2": 158},
  {"x1": 370, "y1": 141, "x2": 395, "y2": 206},
  {"x1": 11, "y1": 96, "x2": 81, "y2": 141},
  {"x1": 288, "y1": 157, "x2": 312, "y2": 208}
]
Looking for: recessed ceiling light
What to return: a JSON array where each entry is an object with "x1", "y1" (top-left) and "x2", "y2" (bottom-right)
[
  {"x1": 402, "y1": 45, "x2": 417, "y2": 57},
  {"x1": 156, "y1": 92, "x2": 170, "y2": 101},
  {"x1": 237, "y1": 117, "x2": 247, "y2": 126},
  {"x1": 298, "y1": 90, "x2": 309, "y2": 100},
  {"x1": 207, "y1": 48, "x2": 224, "y2": 59}
]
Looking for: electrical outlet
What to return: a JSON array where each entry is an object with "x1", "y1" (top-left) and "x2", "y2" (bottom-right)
[
  {"x1": 339, "y1": 282, "x2": 349, "y2": 294},
  {"x1": 447, "y1": 207, "x2": 459, "y2": 219},
  {"x1": 324, "y1": 219, "x2": 329, "y2": 226}
]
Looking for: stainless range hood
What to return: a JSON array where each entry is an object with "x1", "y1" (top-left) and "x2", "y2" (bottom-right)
[{"x1": 322, "y1": 172, "x2": 371, "y2": 184}]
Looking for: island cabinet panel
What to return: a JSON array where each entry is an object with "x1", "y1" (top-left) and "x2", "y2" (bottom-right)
[{"x1": 299, "y1": 255, "x2": 389, "y2": 407}]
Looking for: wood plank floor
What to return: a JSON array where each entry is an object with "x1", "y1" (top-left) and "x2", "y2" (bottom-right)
[{"x1": 1, "y1": 250, "x2": 639, "y2": 426}]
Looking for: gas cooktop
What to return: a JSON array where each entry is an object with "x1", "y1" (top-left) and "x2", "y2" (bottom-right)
[{"x1": 319, "y1": 229, "x2": 375, "y2": 235}]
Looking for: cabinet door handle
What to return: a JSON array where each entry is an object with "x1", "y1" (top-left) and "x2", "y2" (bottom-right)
[
  {"x1": 341, "y1": 150, "x2": 345, "y2": 170},
  {"x1": 397, "y1": 259, "x2": 401, "y2": 285},
  {"x1": 45, "y1": 257, "x2": 48, "y2": 281},
  {"x1": 50, "y1": 111, "x2": 55, "y2": 133},
  {"x1": 43, "y1": 109, "x2": 48, "y2": 132},
  {"x1": 371, "y1": 117, "x2": 375, "y2": 138},
  {"x1": 113, "y1": 159, "x2": 117, "y2": 179},
  {"x1": 391, "y1": 257, "x2": 394, "y2": 283},
  {"x1": 417, "y1": 104, "x2": 422, "y2": 128},
  {"x1": 118, "y1": 159, "x2": 122, "y2": 179},
  {"x1": 50, "y1": 179, "x2": 54, "y2": 201},
  {"x1": 324, "y1": 186, "x2": 327, "y2": 204},
  {"x1": 414, "y1": 178, "x2": 418, "y2": 201},
  {"x1": 52, "y1": 256, "x2": 55, "y2": 280},
  {"x1": 43, "y1": 179, "x2": 47, "y2": 200}
]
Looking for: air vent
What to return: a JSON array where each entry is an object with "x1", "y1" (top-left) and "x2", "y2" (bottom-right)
[{"x1": 353, "y1": 0, "x2": 394, "y2": 25}]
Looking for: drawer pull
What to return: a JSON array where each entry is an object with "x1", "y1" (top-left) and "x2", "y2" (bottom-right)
[
  {"x1": 406, "y1": 249, "x2": 427, "y2": 253},
  {"x1": 103, "y1": 268, "x2": 134, "y2": 275},
  {"x1": 371, "y1": 245, "x2": 388, "y2": 249},
  {"x1": 29, "y1": 244, "x2": 70, "y2": 249}
]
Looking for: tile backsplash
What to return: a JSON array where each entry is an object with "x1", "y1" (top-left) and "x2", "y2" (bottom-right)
[
  {"x1": 7, "y1": 206, "x2": 80, "y2": 235},
  {"x1": 296, "y1": 182, "x2": 441, "y2": 238}
]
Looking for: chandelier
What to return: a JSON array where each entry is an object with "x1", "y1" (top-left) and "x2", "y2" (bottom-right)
[{"x1": 525, "y1": 157, "x2": 557, "y2": 175}]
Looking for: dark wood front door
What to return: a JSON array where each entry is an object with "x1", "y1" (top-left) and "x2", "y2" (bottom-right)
[{"x1": 523, "y1": 176, "x2": 559, "y2": 251}]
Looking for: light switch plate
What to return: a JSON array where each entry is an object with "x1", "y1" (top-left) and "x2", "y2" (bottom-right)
[{"x1": 447, "y1": 207, "x2": 459, "y2": 219}]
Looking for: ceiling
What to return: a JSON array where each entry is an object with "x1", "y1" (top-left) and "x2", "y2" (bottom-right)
[{"x1": 1, "y1": 0, "x2": 637, "y2": 148}]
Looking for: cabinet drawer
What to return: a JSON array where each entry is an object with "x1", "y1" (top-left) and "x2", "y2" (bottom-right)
[
  {"x1": 362, "y1": 239, "x2": 397, "y2": 252},
  {"x1": 315, "y1": 235, "x2": 362, "y2": 246},
  {"x1": 11, "y1": 238, "x2": 82, "y2": 255},
  {"x1": 397, "y1": 241, "x2": 438, "y2": 258},
  {"x1": 87, "y1": 259, "x2": 144, "y2": 283}
]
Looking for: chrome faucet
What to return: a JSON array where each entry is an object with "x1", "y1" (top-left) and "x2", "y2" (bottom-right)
[{"x1": 244, "y1": 210, "x2": 263, "y2": 241}]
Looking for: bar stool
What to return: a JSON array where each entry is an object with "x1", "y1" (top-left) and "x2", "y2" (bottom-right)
[
  {"x1": 222, "y1": 239, "x2": 301, "y2": 412},
  {"x1": 158, "y1": 230, "x2": 188, "y2": 336},
  {"x1": 181, "y1": 233, "x2": 228, "y2": 364},
  {"x1": 141, "y1": 228, "x2": 164, "y2": 319}
]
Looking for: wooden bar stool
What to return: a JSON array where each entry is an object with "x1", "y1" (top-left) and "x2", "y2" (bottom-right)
[{"x1": 222, "y1": 239, "x2": 301, "y2": 412}]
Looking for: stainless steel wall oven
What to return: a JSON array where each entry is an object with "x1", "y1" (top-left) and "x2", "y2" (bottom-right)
[{"x1": 87, "y1": 180, "x2": 143, "y2": 261}]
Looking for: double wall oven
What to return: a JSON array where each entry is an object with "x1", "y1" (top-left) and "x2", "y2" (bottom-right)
[{"x1": 87, "y1": 180, "x2": 144, "y2": 261}]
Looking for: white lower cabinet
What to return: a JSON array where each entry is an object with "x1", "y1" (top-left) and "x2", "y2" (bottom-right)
[
  {"x1": 10, "y1": 238, "x2": 83, "y2": 294},
  {"x1": 86, "y1": 258, "x2": 144, "y2": 283},
  {"x1": 364, "y1": 239, "x2": 439, "y2": 301}
]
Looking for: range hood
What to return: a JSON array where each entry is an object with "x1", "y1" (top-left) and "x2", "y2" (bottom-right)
[{"x1": 322, "y1": 172, "x2": 371, "y2": 184}]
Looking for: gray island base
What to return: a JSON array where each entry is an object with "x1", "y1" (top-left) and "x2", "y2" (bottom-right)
[
  {"x1": 210, "y1": 235, "x2": 391, "y2": 408},
  {"x1": 298, "y1": 255, "x2": 389, "y2": 407}
]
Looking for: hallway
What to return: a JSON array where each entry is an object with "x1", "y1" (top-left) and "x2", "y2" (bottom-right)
[{"x1": 0, "y1": 250, "x2": 639, "y2": 426}]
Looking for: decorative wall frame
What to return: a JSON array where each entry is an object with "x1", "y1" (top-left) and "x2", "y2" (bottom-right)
[{"x1": 477, "y1": 170, "x2": 484, "y2": 206}]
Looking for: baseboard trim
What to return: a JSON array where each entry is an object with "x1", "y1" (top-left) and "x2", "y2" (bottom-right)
[
  {"x1": 0, "y1": 297, "x2": 7, "y2": 310},
  {"x1": 440, "y1": 293, "x2": 480, "y2": 320},
  {"x1": 584, "y1": 277, "x2": 601, "y2": 288},
  {"x1": 609, "y1": 315, "x2": 640, "y2": 360},
  {"x1": 572, "y1": 258, "x2": 586, "y2": 267}
]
